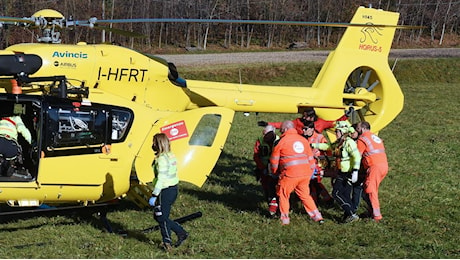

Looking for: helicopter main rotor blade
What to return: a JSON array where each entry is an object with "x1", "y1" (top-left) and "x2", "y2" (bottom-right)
[
  {"x1": 0, "y1": 16, "x2": 36, "y2": 27},
  {"x1": 0, "y1": 16, "x2": 34, "y2": 24},
  {"x1": 91, "y1": 18, "x2": 424, "y2": 29},
  {"x1": 92, "y1": 25, "x2": 146, "y2": 38},
  {"x1": 64, "y1": 19, "x2": 145, "y2": 38}
]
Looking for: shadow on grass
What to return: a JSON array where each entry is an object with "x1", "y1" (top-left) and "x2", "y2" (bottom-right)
[
  {"x1": 0, "y1": 200, "x2": 153, "y2": 244},
  {"x1": 181, "y1": 150, "x2": 267, "y2": 214}
]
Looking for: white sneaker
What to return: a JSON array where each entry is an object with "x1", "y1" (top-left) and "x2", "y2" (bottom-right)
[{"x1": 344, "y1": 214, "x2": 359, "y2": 223}]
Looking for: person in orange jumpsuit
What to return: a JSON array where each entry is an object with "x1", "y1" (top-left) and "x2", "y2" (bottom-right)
[
  {"x1": 258, "y1": 107, "x2": 353, "y2": 135},
  {"x1": 301, "y1": 121, "x2": 333, "y2": 206},
  {"x1": 269, "y1": 120, "x2": 324, "y2": 225},
  {"x1": 356, "y1": 121, "x2": 388, "y2": 222}
]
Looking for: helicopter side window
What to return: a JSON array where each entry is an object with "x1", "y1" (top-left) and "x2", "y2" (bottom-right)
[
  {"x1": 44, "y1": 105, "x2": 109, "y2": 155},
  {"x1": 42, "y1": 101, "x2": 133, "y2": 157},
  {"x1": 189, "y1": 114, "x2": 220, "y2": 147}
]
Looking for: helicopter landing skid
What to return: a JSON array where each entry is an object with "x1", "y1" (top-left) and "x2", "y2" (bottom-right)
[{"x1": 0, "y1": 201, "x2": 120, "y2": 232}]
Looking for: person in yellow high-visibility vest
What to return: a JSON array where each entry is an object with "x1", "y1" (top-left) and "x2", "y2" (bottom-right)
[
  {"x1": 0, "y1": 116, "x2": 32, "y2": 176},
  {"x1": 148, "y1": 133, "x2": 188, "y2": 251}
]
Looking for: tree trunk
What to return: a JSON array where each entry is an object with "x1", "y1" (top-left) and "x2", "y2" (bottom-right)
[
  {"x1": 439, "y1": 0, "x2": 453, "y2": 45},
  {"x1": 203, "y1": 25, "x2": 209, "y2": 50},
  {"x1": 316, "y1": 0, "x2": 321, "y2": 47},
  {"x1": 430, "y1": 0, "x2": 441, "y2": 43}
]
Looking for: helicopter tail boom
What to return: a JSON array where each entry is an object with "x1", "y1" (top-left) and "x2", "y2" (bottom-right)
[{"x1": 185, "y1": 6, "x2": 404, "y2": 133}]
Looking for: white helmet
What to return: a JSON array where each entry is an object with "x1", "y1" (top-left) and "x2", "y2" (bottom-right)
[{"x1": 263, "y1": 125, "x2": 275, "y2": 135}]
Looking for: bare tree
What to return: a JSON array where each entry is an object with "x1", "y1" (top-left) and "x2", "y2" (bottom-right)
[
  {"x1": 0, "y1": 0, "x2": 459, "y2": 50},
  {"x1": 439, "y1": 0, "x2": 453, "y2": 45}
]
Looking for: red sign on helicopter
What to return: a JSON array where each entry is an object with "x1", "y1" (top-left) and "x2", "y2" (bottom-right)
[{"x1": 160, "y1": 120, "x2": 189, "y2": 141}]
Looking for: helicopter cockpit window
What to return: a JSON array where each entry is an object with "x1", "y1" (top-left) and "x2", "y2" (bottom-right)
[
  {"x1": 189, "y1": 114, "x2": 221, "y2": 147},
  {"x1": 111, "y1": 109, "x2": 132, "y2": 142}
]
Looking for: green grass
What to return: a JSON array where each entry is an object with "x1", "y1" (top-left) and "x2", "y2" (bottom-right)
[{"x1": 0, "y1": 59, "x2": 459, "y2": 258}]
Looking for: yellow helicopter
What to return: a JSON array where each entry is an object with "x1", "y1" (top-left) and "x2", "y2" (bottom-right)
[{"x1": 0, "y1": 6, "x2": 406, "y2": 211}]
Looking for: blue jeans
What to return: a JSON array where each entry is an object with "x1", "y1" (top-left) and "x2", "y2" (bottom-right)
[{"x1": 154, "y1": 185, "x2": 187, "y2": 244}]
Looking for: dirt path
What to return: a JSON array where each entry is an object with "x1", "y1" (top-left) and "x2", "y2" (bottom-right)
[{"x1": 157, "y1": 48, "x2": 460, "y2": 66}]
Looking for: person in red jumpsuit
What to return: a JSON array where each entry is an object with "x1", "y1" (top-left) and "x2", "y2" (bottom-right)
[
  {"x1": 269, "y1": 120, "x2": 324, "y2": 225},
  {"x1": 253, "y1": 125, "x2": 279, "y2": 216},
  {"x1": 301, "y1": 121, "x2": 333, "y2": 206},
  {"x1": 258, "y1": 107, "x2": 353, "y2": 135}
]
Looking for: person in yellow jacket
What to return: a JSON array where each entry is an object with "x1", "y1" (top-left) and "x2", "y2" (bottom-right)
[
  {"x1": 148, "y1": 133, "x2": 188, "y2": 251},
  {"x1": 312, "y1": 120, "x2": 361, "y2": 223},
  {"x1": 270, "y1": 121, "x2": 324, "y2": 225},
  {"x1": 331, "y1": 121, "x2": 362, "y2": 223},
  {"x1": 0, "y1": 116, "x2": 32, "y2": 176}
]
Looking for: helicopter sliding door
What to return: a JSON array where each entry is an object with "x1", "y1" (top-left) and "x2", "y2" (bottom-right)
[{"x1": 134, "y1": 107, "x2": 235, "y2": 187}]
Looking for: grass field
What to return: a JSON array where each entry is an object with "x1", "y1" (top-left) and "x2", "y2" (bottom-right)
[{"x1": 0, "y1": 58, "x2": 459, "y2": 258}]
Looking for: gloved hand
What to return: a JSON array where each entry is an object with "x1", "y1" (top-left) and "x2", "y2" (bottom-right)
[
  {"x1": 345, "y1": 106, "x2": 355, "y2": 117},
  {"x1": 149, "y1": 196, "x2": 157, "y2": 206},
  {"x1": 351, "y1": 169, "x2": 359, "y2": 183},
  {"x1": 257, "y1": 121, "x2": 268, "y2": 127},
  {"x1": 262, "y1": 169, "x2": 268, "y2": 176},
  {"x1": 311, "y1": 168, "x2": 318, "y2": 179}
]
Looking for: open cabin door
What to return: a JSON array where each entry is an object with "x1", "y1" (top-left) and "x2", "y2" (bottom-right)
[{"x1": 134, "y1": 107, "x2": 234, "y2": 187}]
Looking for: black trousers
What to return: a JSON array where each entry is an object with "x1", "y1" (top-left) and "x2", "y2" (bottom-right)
[
  {"x1": 332, "y1": 173, "x2": 354, "y2": 217},
  {"x1": 154, "y1": 185, "x2": 187, "y2": 244},
  {"x1": 0, "y1": 137, "x2": 19, "y2": 159}
]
